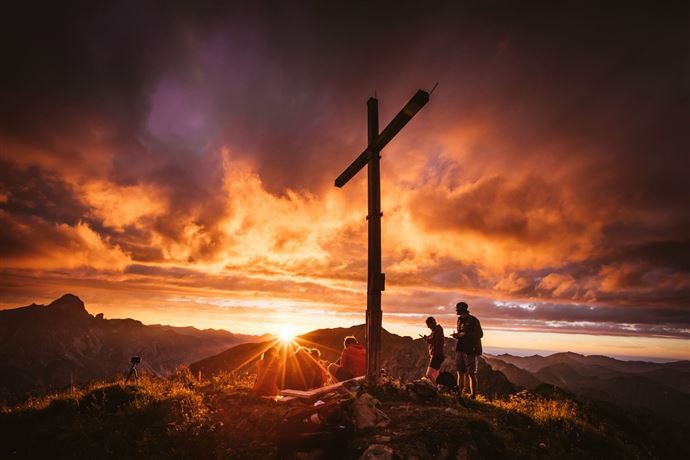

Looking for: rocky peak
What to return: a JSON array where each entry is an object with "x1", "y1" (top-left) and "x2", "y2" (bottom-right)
[{"x1": 47, "y1": 294, "x2": 91, "y2": 318}]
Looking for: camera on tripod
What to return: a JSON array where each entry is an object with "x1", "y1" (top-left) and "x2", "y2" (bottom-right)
[{"x1": 126, "y1": 356, "x2": 141, "y2": 383}]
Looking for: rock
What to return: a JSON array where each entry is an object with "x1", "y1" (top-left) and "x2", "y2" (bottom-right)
[
  {"x1": 352, "y1": 393, "x2": 391, "y2": 430},
  {"x1": 456, "y1": 445, "x2": 469, "y2": 460},
  {"x1": 456, "y1": 442, "x2": 479, "y2": 460},
  {"x1": 373, "y1": 435, "x2": 391, "y2": 443},
  {"x1": 406, "y1": 378, "x2": 439, "y2": 401},
  {"x1": 359, "y1": 444, "x2": 394, "y2": 460},
  {"x1": 444, "y1": 407, "x2": 461, "y2": 416},
  {"x1": 295, "y1": 449, "x2": 324, "y2": 460}
]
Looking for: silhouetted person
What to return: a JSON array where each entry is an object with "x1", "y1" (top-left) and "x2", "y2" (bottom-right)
[
  {"x1": 328, "y1": 336, "x2": 366, "y2": 382},
  {"x1": 423, "y1": 316, "x2": 445, "y2": 384},
  {"x1": 310, "y1": 348, "x2": 329, "y2": 386},
  {"x1": 452, "y1": 302, "x2": 483, "y2": 399},
  {"x1": 253, "y1": 347, "x2": 281, "y2": 396},
  {"x1": 284, "y1": 347, "x2": 323, "y2": 390}
]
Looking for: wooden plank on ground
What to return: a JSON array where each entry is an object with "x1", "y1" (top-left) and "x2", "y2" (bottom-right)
[{"x1": 279, "y1": 376, "x2": 365, "y2": 400}]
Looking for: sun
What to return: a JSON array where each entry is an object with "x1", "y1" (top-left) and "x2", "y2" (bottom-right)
[{"x1": 278, "y1": 324, "x2": 297, "y2": 342}]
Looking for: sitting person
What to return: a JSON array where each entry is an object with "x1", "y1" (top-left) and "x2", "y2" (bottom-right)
[
  {"x1": 284, "y1": 346, "x2": 323, "y2": 390},
  {"x1": 327, "y1": 336, "x2": 366, "y2": 381},
  {"x1": 310, "y1": 348, "x2": 329, "y2": 386},
  {"x1": 252, "y1": 347, "x2": 280, "y2": 396}
]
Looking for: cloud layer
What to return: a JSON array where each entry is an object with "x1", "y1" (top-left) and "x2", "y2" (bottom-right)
[{"x1": 1, "y1": 2, "x2": 688, "y2": 351}]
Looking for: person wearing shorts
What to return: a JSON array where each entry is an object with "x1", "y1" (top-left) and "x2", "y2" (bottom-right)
[
  {"x1": 456, "y1": 349, "x2": 478, "y2": 375},
  {"x1": 452, "y1": 302, "x2": 483, "y2": 399},
  {"x1": 424, "y1": 316, "x2": 445, "y2": 384}
]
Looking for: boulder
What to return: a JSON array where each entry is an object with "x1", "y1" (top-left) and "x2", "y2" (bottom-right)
[
  {"x1": 359, "y1": 444, "x2": 394, "y2": 460},
  {"x1": 352, "y1": 393, "x2": 390, "y2": 430},
  {"x1": 406, "y1": 378, "x2": 439, "y2": 401}
]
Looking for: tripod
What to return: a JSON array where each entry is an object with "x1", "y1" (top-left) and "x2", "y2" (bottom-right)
[{"x1": 125, "y1": 356, "x2": 140, "y2": 383}]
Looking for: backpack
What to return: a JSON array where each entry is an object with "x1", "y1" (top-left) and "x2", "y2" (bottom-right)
[{"x1": 436, "y1": 371, "x2": 457, "y2": 392}]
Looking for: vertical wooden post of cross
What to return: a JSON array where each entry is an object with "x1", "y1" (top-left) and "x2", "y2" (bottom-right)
[
  {"x1": 366, "y1": 97, "x2": 383, "y2": 379},
  {"x1": 335, "y1": 89, "x2": 430, "y2": 380}
]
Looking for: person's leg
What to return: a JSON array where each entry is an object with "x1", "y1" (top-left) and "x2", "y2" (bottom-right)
[
  {"x1": 336, "y1": 367, "x2": 354, "y2": 381},
  {"x1": 431, "y1": 367, "x2": 440, "y2": 383},
  {"x1": 328, "y1": 363, "x2": 341, "y2": 381},
  {"x1": 426, "y1": 355, "x2": 441, "y2": 383},
  {"x1": 456, "y1": 353, "x2": 467, "y2": 396},
  {"x1": 426, "y1": 366, "x2": 439, "y2": 383},
  {"x1": 468, "y1": 373, "x2": 478, "y2": 398},
  {"x1": 456, "y1": 371, "x2": 467, "y2": 396},
  {"x1": 467, "y1": 354, "x2": 478, "y2": 398}
]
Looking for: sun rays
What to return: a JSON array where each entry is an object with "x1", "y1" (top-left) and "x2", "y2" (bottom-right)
[{"x1": 278, "y1": 324, "x2": 297, "y2": 342}]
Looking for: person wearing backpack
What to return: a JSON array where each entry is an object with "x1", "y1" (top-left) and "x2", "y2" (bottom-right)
[{"x1": 452, "y1": 302, "x2": 483, "y2": 399}]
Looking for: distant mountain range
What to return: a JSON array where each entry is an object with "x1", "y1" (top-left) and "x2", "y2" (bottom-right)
[
  {"x1": 3, "y1": 294, "x2": 689, "y2": 425},
  {"x1": 0, "y1": 294, "x2": 260, "y2": 400},
  {"x1": 485, "y1": 352, "x2": 690, "y2": 423}
]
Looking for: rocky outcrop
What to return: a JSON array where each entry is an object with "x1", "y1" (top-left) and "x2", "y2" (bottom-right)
[{"x1": 352, "y1": 393, "x2": 390, "y2": 430}]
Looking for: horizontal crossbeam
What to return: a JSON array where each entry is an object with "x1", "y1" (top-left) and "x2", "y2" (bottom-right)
[{"x1": 334, "y1": 89, "x2": 429, "y2": 188}]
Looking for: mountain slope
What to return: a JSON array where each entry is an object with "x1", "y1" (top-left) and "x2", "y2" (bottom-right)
[
  {"x1": 535, "y1": 362, "x2": 590, "y2": 388},
  {"x1": 493, "y1": 352, "x2": 690, "y2": 423},
  {"x1": 0, "y1": 294, "x2": 253, "y2": 400},
  {"x1": 1, "y1": 374, "x2": 688, "y2": 459},
  {"x1": 577, "y1": 375, "x2": 690, "y2": 423},
  {"x1": 484, "y1": 356, "x2": 543, "y2": 389}
]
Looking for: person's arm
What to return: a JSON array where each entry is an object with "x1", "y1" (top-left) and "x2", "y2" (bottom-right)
[
  {"x1": 451, "y1": 319, "x2": 461, "y2": 338},
  {"x1": 340, "y1": 350, "x2": 349, "y2": 369}
]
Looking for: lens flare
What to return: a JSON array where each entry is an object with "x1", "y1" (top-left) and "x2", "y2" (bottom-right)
[{"x1": 278, "y1": 325, "x2": 297, "y2": 342}]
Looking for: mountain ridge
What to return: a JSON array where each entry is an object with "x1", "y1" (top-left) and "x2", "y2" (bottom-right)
[{"x1": 0, "y1": 294, "x2": 258, "y2": 400}]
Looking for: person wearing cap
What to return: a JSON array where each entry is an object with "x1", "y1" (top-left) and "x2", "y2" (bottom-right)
[
  {"x1": 451, "y1": 301, "x2": 483, "y2": 399},
  {"x1": 423, "y1": 316, "x2": 445, "y2": 384}
]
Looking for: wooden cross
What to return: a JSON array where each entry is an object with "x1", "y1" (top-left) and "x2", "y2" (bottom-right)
[{"x1": 335, "y1": 89, "x2": 430, "y2": 378}]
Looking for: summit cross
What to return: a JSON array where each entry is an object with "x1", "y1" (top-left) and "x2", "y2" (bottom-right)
[{"x1": 334, "y1": 89, "x2": 431, "y2": 378}]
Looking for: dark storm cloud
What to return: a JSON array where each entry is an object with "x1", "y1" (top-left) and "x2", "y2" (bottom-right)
[
  {"x1": 0, "y1": 161, "x2": 87, "y2": 225},
  {"x1": 1, "y1": 1, "x2": 688, "y2": 341}
]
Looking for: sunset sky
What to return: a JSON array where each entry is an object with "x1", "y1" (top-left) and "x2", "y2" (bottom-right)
[{"x1": 1, "y1": 2, "x2": 688, "y2": 360}]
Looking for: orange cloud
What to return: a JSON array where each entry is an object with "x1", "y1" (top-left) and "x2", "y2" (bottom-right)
[
  {"x1": 0, "y1": 211, "x2": 130, "y2": 270},
  {"x1": 81, "y1": 181, "x2": 169, "y2": 230},
  {"x1": 1, "y1": 1, "x2": 688, "y2": 355}
]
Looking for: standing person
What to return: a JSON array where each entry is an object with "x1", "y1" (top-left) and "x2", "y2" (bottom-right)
[
  {"x1": 327, "y1": 336, "x2": 366, "y2": 381},
  {"x1": 423, "y1": 316, "x2": 445, "y2": 384},
  {"x1": 452, "y1": 302, "x2": 483, "y2": 399}
]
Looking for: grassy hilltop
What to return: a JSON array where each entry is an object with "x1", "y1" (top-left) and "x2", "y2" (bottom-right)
[{"x1": 1, "y1": 370, "x2": 687, "y2": 459}]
